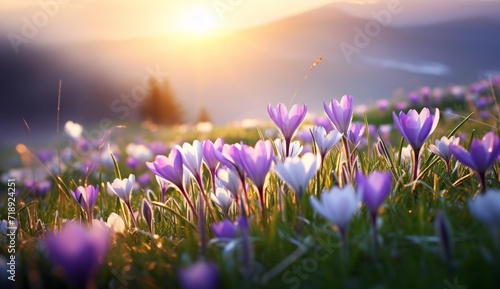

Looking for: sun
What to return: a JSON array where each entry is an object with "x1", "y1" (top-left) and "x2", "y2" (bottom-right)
[{"x1": 179, "y1": 6, "x2": 218, "y2": 34}]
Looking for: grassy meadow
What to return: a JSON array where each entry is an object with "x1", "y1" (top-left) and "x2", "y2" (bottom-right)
[{"x1": 1, "y1": 78, "x2": 500, "y2": 289}]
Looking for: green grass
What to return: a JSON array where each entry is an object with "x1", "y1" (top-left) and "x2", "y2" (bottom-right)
[{"x1": 2, "y1": 93, "x2": 500, "y2": 288}]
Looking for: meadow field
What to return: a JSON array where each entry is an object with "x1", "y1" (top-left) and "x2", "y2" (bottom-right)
[{"x1": 1, "y1": 77, "x2": 500, "y2": 289}]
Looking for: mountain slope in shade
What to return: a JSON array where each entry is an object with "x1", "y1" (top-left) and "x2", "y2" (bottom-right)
[{"x1": 1, "y1": 4, "x2": 500, "y2": 144}]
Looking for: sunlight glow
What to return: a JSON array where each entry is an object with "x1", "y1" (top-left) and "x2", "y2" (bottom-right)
[{"x1": 178, "y1": 6, "x2": 218, "y2": 34}]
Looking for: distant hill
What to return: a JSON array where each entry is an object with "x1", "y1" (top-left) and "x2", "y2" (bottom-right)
[{"x1": 1, "y1": 3, "x2": 500, "y2": 145}]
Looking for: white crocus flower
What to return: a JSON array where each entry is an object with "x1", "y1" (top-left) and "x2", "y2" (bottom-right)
[
  {"x1": 469, "y1": 189, "x2": 500, "y2": 229},
  {"x1": 106, "y1": 213, "x2": 126, "y2": 234},
  {"x1": 177, "y1": 140, "x2": 204, "y2": 179},
  {"x1": 211, "y1": 187, "x2": 234, "y2": 216},
  {"x1": 107, "y1": 174, "x2": 135, "y2": 204},
  {"x1": 64, "y1": 121, "x2": 83, "y2": 139},
  {"x1": 126, "y1": 143, "x2": 153, "y2": 162},
  {"x1": 274, "y1": 139, "x2": 303, "y2": 160},
  {"x1": 275, "y1": 153, "x2": 320, "y2": 200},
  {"x1": 310, "y1": 185, "x2": 361, "y2": 233},
  {"x1": 311, "y1": 126, "x2": 342, "y2": 161}
]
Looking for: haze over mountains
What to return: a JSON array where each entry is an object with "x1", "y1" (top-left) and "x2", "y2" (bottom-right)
[{"x1": 1, "y1": 1, "x2": 500, "y2": 144}]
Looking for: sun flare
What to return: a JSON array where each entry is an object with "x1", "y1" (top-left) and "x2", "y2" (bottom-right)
[{"x1": 179, "y1": 6, "x2": 218, "y2": 34}]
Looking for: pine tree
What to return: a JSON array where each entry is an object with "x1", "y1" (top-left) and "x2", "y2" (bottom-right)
[
  {"x1": 196, "y1": 106, "x2": 212, "y2": 123},
  {"x1": 140, "y1": 77, "x2": 184, "y2": 125}
]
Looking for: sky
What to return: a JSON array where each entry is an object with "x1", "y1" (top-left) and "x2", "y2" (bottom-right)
[
  {"x1": 3, "y1": 0, "x2": 498, "y2": 44},
  {"x1": 1, "y1": 0, "x2": 339, "y2": 43}
]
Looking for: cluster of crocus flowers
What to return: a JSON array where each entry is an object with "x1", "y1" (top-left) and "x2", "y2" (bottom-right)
[
  {"x1": 392, "y1": 107, "x2": 440, "y2": 180},
  {"x1": 310, "y1": 170, "x2": 392, "y2": 255}
]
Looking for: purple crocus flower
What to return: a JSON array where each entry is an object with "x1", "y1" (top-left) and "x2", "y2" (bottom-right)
[
  {"x1": 435, "y1": 210, "x2": 452, "y2": 263},
  {"x1": 46, "y1": 221, "x2": 110, "y2": 289},
  {"x1": 314, "y1": 116, "x2": 334, "y2": 132},
  {"x1": 147, "y1": 150, "x2": 185, "y2": 193},
  {"x1": 296, "y1": 130, "x2": 313, "y2": 143},
  {"x1": 215, "y1": 143, "x2": 245, "y2": 177},
  {"x1": 392, "y1": 107, "x2": 440, "y2": 180},
  {"x1": 24, "y1": 180, "x2": 52, "y2": 198},
  {"x1": 214, "y1": 144, "x2": 251, "y2": 213},
  {"x1": 77, "y1": 138, "x2": 92, "y2": 152},
  {"x1": 36, "y1": 150, "x2": 53, "y2": 164},
  {"x1": 126, "y1": 156, "x2": 140, "y2": 170},
  {"x1": 479, "y1": 110, "x2": 490, "y2": 120},
  {"x1": 239, "y1": 140, "x2": 274, "y2": 215},
  {"x1": 203, "y1": 138, "x2": 224, "y2": 174},
  {"x1": 347, "y1": 123, "x2": 365, "y2": 146},
  {"x1": 137, "y1": 173, "x2": 151, "y2": 187},
  {"x1": 203, "y1": 138, "x2": 225, "y2": 194},
  {"x1": 148, "y1": 141, "x2": 168, "y2": 155},
  {"x1": 395, "y1": 101, "x2": 408, "y2": 111},
  {"x1": 70, "y1": 185, "x2": 99, "y2": 222},
  {"x1": 420, "y1": 86, "x2": 431, "y2": 102},
  {"x1": 408, "y1": 91, "x2": 419, "y2": 105},
  {"x1": 212, "y1": 219, "x2": 238, "y2": 239},
  {"x1": 179, "y1": 261, "x2": 219, "y2": 289},
  {"x1": 393, "y1": 107, "x2": 440, "y2": 151},
  {"x1": 357, "y1": 171, "x2": 392, "y2": 216},
  {"x1": 429, "y1": 136, "x2": 460, "y2": 171},
  {"x1": 267, "y1": 103, "x2": 307, "y2": 157},
  {"x1": 376, "y1": 98, "x2": 389, "y2": 112},
  {"x1": 356, "y1": 171, "x2": 392, "y2": 251},
  {"x1": 323, "y1": 95, "x2": 354, "y2": 135},
  {"x1": 146, "y1": 149, "x2": 197, "y2": 217},
  {"x1": 324, "y1": 95, "x2": 356, "y2": 181},
  {"x1": 141, "y1": 199, "x2": 154, "y2": 235},
  {"x1": 450, "y1": 132, "x2": 500, "y2": 193}
]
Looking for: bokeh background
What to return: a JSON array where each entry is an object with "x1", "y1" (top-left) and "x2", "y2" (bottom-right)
[{"x1": 1, "y1": 0, "x2": 500, "y2": 145}]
